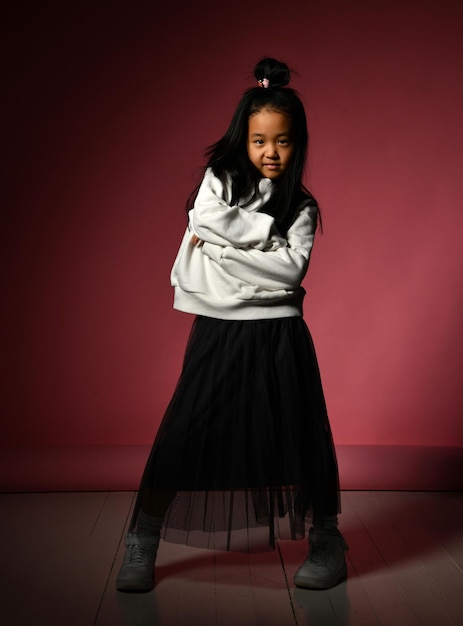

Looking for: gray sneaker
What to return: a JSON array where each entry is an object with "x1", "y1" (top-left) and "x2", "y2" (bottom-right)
[
  {"x1": 294, "y1": 528, "x2": 348, "y2": 589},
  {"x1": 116, "y1": 533, "x2": 160, "y2": 592}
]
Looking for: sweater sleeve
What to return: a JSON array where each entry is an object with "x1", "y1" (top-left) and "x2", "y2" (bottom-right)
[
  {"x1": 201, "y1": 202, "x2": 317, "y2": 291},
  {"x1": 191, "y1": 168, "x2": 281, "y2": 250}
]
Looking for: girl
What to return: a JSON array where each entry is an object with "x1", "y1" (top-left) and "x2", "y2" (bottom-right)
[{"x1": 116, "y1": 57, "x2": 347, "y2": 593}]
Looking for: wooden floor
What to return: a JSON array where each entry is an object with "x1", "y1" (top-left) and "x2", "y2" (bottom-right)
[{"x1": 1, "y1": 491, "x2": 462, "y2": 625}]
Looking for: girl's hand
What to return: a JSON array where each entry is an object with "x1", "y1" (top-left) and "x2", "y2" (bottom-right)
[{"x1": 191, "y1": 234, "x2": 203, "y2": 247}]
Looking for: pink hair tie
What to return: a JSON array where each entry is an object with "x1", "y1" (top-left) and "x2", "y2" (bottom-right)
[{"x1": 258, "y1": 78, "x2": 270, "y2": 88}]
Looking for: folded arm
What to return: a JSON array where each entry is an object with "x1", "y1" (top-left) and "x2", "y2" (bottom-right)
[
  {"x1": 201, "y1": 203, "x2": 317, "y2": 290},
  {"x1": 191, "y1": 168, "x2": 283, "y2": 250}
]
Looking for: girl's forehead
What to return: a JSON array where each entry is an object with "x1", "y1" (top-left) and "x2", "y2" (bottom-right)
[{"x1": 248, "y1": 109, "x2": 292, "y2": 133}]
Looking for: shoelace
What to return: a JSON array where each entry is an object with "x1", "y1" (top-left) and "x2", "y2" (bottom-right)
[
  {"x1": 308, "y1": 541, "x2": 328, "y2": 566},
  {"x1": 124, "y1": 543, "x2": 156, "y2": 566}
]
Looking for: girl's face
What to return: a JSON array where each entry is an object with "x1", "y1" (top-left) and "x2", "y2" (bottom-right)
[{"x1": 247, "y1": 108, "x2": 294, "y2": 180}]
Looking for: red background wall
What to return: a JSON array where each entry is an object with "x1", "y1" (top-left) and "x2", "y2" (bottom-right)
[{"x1": 2, "y1": 1, "x2": 462, "y2": 489}]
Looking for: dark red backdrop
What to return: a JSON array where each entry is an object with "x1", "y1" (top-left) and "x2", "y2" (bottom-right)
[{"x1": 2, "y1": 1, "x2": 462, "y2": 489}]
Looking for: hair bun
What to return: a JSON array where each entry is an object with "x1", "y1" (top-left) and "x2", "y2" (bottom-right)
[{"x1": 254, "y1": 57, "x2": 291, "y2": 88}]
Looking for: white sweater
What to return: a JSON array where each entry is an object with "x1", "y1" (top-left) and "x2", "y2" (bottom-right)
[{"x1": 170, "y1": 168, "x2": 317, "y2": 320}]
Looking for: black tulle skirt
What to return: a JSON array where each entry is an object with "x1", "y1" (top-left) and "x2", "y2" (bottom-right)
[{"x1": 130, "y1": 315, "x2": 340, "y2": 551}]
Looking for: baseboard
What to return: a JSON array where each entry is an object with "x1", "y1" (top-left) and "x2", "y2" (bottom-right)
[
  {"x1": 335, "y1": 445, "x2": 463, "y2": 491},
  {"x1": 0, "y1": 445, "x2": 462, "y2": 492}
]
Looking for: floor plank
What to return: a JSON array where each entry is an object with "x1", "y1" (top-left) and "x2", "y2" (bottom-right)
[
  {"x1": 342, "y1": 492, "x2": 421, "y2": 626},
  {"x1": 0, "y1": 492, "x2": 133, "y2": 626},
  {"x1": 374, "y1": 491, "x2": 463, "y2": 623},
  {"x1": 2, "y1": 490, "x2": 462, "y2": 625},
  {"x1": 347, "y1": 491, "x2": 463, "y2": 626}
]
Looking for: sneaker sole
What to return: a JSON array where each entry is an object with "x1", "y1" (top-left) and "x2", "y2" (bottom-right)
[
  {"x1": 294, "y1": 563, "x2": 347, "y2": 590},
  {"x1": 116, "y1": 582, "x2": 154, "y2": 592},
  {"x1": 116, "y1": 574, "x2": 154, "y2": 592}
]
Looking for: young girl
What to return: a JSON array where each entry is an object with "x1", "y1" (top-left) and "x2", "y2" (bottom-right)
[{"x1": 116, "y1": 57, "x2": 347, "y2": 593}]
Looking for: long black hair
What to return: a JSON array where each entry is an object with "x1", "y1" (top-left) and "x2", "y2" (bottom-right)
[{"x1": 186, "y1": 57, "x2": 320, "y2": 235}]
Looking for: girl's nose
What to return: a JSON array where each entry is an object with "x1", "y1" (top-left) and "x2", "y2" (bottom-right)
[{"x1": 264, "y1": 144, "x2": 278, "y2": 157}]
